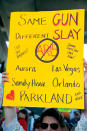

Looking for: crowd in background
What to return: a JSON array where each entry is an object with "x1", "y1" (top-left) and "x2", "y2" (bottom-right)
[{"x1": 0, "y1": 106, "x2": 82, "y2": 131}]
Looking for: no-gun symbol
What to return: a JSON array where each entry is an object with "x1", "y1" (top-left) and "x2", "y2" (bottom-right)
[{"x1": 35, "y1": 38, "x2": 59, "y2": 63}]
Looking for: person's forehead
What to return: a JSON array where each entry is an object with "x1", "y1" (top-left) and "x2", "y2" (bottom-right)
[
  {"x1": 42, "y1": 116, "x2": 58, "y2": 123},
  {"x1": 19, "y1": 112, "x2": 24, "y2": 115},
  {"x1": 18, "y1": 112, "x2": 26, "y2": 117}
]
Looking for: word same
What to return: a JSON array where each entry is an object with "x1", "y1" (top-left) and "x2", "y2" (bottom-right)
[{"x1": 18, "y1": 15, "x2": 47, "y2": 26}]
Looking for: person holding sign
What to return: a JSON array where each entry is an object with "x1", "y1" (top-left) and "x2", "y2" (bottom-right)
[
  {"x1": 0, "y1": 59, "x2": 87, "y2": 131},
  {"x1": 75, "y1": 59, "x2": 87, "y2": 131},
  {"x1": 0, "y1": 73, "x2": 24, "y2": 131}
]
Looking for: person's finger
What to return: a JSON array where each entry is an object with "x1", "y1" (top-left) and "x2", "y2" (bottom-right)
[
  {"x1": 84, "y1": 72, "x2": 87, "y2": 81},
  {"x1": 83, "y1": 58, "x2": 85, "y2": 63},
  {"x1": 84, "y1": 63, "x2": 87, "y2": 67},
  {"x1": 2, "y1": 74, "x2": 9, "y2": 79},
  {"x1": 84, "y1": 60, "x2": 87, "y2": 64},
  {"x1": 2, "y1": 72, "x2": 9, "y2": 82},
  {"x1": 2, "y1": 72, "x2": 9, "y2": 75},
  {"x1": 84, "y1": 59, "x2": 87, "y2": 71},
  {"x1": 85, "y1": 64, "x2": 87, "y2": 71},
  {"x1": 2, "y1": 78, "x2": 9, "y2": 83}
]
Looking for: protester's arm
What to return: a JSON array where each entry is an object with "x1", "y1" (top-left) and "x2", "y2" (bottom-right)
[
  {"x1": 1, "y1": 72, "x2": 17, "y2": 126},
  {"x1": 1, "y1": 72, "x2": 24, "y2": 131},
  {"x1": 4, "y1": 107, "x2": 17, "y2": 125},
  {"x1": 75, "y1": 60, "x2": 87, "y2": 131},
  {"x1": 84, "y1": 60, "x2": 87, "y2": 117}
]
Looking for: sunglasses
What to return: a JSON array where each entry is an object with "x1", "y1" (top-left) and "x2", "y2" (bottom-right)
[{"x1": 41, "y1": 123, "x2": 58, "y2": 130}]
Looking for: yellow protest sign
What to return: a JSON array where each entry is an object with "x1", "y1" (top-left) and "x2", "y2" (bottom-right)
[{"x1": 3, "y1": 9, "x2": 84, "y2": 109}]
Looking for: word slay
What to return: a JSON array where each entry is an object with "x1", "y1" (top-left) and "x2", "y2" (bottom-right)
[
  {"x1": 53, "y1": 12, "x2": 81, "y2": 40},
  {"x1": 53, "y1": 29, "x2": 81, "y2": 40}
]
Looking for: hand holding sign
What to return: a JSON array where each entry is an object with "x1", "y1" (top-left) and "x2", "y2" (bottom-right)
[{"x1": 1, "y1": 73, "x2": 15, "y2": 101}]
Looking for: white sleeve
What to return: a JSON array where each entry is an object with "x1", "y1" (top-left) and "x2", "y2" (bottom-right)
[
  {"x1": 2, "y1": 117, "x2": 25, "y2": 131},
  {"x1": 0, "y1": 73, "x2": 4, "y2": 106},
  {"x1": 75, "y1": 113, "x2": 87, "y2": 131}
]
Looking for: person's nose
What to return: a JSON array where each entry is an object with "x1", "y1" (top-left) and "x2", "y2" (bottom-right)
[{"x1": 46, "y1": 125, "x2": 52, "y2": 131}]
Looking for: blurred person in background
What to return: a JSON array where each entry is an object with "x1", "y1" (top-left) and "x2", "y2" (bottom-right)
[
  {"x1": 75, "y1": 59, "x2": 87, "y2": 130},
  {"x1": 70, "y1": 111, "x2": 80, "y2": 127},
  {"x1": 33, "y1": 118, "x2": 40, "y2": 131},
  {"x1": 17, "y1": 109, "x2": 28, "y2": 131},
  {"x1": 0, "y1": 107, "x2": 4, "y2": 131},
  {"x1": 27, "y1": 111, "x2": 35, "y2": 131}
]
